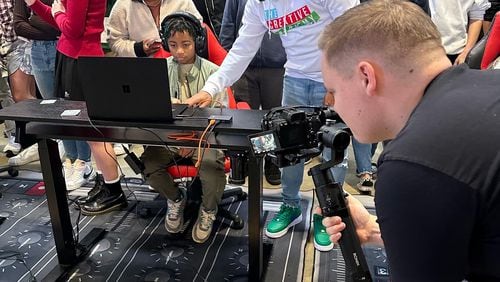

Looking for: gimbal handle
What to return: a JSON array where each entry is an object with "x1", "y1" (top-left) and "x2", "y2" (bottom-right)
[{"x1": 310, "y1": 161, "x2": 372, "y2": 281}]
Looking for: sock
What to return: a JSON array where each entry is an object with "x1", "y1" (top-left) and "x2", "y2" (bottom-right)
[{"x1": 103, "y1": 180, "x2": 122, "y2": 194}]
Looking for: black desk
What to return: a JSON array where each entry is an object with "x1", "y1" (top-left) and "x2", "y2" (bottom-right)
[{"x1": 0, "y1": 99, "x2": 267, "y2": 280}]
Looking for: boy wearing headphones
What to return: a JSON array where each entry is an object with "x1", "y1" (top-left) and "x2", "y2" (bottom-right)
[{"x1": 140, "y1": 13, "x2": 228, "y2": 244}]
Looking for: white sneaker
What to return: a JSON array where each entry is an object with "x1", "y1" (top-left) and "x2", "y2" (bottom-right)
[
  {"x1": 66, "y1": 159, "x2": 96, "y2": 191},
  {"x1": 57, "y1": 139, "x2": 66, "y2": 159},
  {"x1": 3, "y1": 135, "x2": 21, "y2": 156},
  {"x1": 8, "y1": 144, "x2": 39, "y2": 166},
  {"x1": 192, "y1": 205, "x2": 217, "y2": 243},
  {"x1": 62, "y1": 159, "x2": 73, "y2": 179},
  {"x1": 165, "y1": 189, "x2": 186, "y2": 233},
  {"x1": 113, "y1": 143, "x2": 129, "y2": 156}
]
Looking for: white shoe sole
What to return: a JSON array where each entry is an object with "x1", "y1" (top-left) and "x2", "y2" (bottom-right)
[
  {"x1": 265, "y1": 214, "x2": 303, "y2": 239},
  {"x1": 314, "y1": 240, "x2": 334, "y2": 252}
]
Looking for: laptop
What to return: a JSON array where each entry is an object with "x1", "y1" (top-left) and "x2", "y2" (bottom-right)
[{"x1": 78, "y1": 56, "x2": 189, "y2": 125}]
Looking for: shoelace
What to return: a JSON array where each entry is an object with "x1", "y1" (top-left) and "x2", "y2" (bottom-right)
[
  {"x1": 276, "y1": 206, "x2": 294, "y2": 221},
  {"x1": 199, "y1": 210, "x2": 216, "y2": 229},
  {"x1": 88, "y1": 178, "x2": 103, "y2": 197},
  {"x1": 168, "y1": 199, "x2": 183, "y2": 218}
]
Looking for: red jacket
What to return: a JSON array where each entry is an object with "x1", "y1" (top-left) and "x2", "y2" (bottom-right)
[{"x1": 30, "y1": 0, "x2": 105, "y2": 58}]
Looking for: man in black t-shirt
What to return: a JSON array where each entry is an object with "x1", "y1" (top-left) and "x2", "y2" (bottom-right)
[{"x1": 319, "y1": 0, "x2": 500, "y2": 280}]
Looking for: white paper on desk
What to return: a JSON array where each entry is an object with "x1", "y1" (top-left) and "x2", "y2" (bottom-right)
[
  {"x1": 60, "y1": 109, "x2": 81, "y2": 116},
  {"x1": 40, "y1": 99, "x2": 57, "y2": 104}
]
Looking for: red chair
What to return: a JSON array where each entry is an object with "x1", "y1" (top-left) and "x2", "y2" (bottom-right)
[
  {"x1": 481, "y1": 12, "x2": 500, "y2": 69},
  {"x1": 157, "y1": 22, "x2": 249, "y2": 229}
]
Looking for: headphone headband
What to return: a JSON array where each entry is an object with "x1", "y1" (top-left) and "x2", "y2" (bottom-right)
[{"x1": 160, "y1": 12, "x2": 205, "y2": 55}]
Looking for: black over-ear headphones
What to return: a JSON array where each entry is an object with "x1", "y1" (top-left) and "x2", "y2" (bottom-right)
[{"x1": 160, "y1": 12, "x2": 205, "y2": 56}]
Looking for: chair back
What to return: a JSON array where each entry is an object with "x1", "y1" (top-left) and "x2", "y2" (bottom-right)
[{"x1": 481, "y1": 12, "x2": 500, "y2": 69}]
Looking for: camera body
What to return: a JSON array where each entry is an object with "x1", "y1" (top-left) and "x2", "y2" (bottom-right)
[{"x1": 248, "y1": 106, "x2": 350, "y2": 167}]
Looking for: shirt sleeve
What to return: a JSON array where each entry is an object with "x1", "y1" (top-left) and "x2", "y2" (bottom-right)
[
  {"x1": 29, "y1": 0, "x2": 58, "y2": 28},
  {"x1": 469, "y1": 0, "x2": 491, "y2": 20},
  {"x1": 53, "y1": 0, "x2": 90, "y2": 39},
  {"x1": 322, "y1": 0, "x2": 359, "y2": 19},
  {"x1": 107, "y1": 1, "x2": 137, "y2": 57},
  {"x1": 375, "y1": 160, "x2": 477, "y2": 281},
  {"x1": 201, "y1": 0, "x2": 266, "y2": 96}
]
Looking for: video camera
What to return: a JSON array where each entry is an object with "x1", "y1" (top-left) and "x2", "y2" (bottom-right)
[
  {"x1": 248, "y1": 106, "x2": 351, "y2": 167},
  {"x1": 248, "y1": 106, "x2": 373, "y2": 281}
]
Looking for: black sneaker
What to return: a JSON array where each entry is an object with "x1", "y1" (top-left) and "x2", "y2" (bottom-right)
[
  {"x1": 81, "y1": 184, "x2": 127, "y2": 216},
  {"x1": 75, "y1": 174, "x2": 104, "y2": 207},
  {"x1": 264, "y1": 156, "x2": 281, "y2": 185}
]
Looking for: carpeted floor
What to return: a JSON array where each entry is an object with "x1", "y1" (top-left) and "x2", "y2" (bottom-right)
[{"x1": 0, "y1": 175, "x2": 314, "y2": 281}]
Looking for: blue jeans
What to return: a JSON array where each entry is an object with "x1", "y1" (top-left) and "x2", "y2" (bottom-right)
[
  {"x1": 280, "y1": 76, "x2": 348, "y2": 207},
  {"x1": 30, "y1": 40, "x2": 57, "y2": 99},
  {"x1": 63, "y1": 140, "x2": 91, "y2": 162},
  {"x1": 352, "y1": 138, "x2": 377, "y2": 174}
]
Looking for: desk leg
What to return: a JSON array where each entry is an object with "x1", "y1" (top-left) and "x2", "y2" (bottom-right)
[
  {"x1": 247, "y1": 156, "x2": 263, "y2": 280},
  {"x1": 38, "y1": 139, "x2": 77, "y2": 265}
]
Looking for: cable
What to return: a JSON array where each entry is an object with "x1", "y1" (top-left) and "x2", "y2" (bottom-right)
[
  {"x1": 195, "y1": 119, "x2": 216, "y2": 168},
  {"x1": 0, "y1": 253, "x2": 37, "y2": 281}
]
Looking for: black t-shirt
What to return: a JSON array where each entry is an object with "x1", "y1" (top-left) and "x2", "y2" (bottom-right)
[{"x1": 375, "y1": 65, "x2": 500, "y2": 281}]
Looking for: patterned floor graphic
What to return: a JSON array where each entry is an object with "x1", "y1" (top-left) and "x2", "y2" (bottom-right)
[{"x1": 0, "y1": 176, "x2": 312, "y2": 281}]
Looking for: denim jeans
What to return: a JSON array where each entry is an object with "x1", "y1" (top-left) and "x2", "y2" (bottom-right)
[
  {"x1": 280, "y1": 76, "x2": 348, "y2": 207},
  {"x1": 30, "y1": 40, "x2": 57, "y2": 99},
  {"x1": 352, "y1": 138, "x2": 378, "y2": 174},
  {"x1": 63, "y1": 140, "x2": 91, "y2": 162}
]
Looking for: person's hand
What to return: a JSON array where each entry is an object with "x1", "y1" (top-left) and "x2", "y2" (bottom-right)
[
  {"x1": 178, "y1": 148, "x2": 194, "y2": 158},
  {"x1": 185, "y1": 91, "x2": 212, "y2": 107},
  {"x1": 51, "y1": 0, "x2": 65, "y2": 17},
  {"x1": 143, "y1": 38, "x2": 162, "y2": 56},
  {"x1": 454, "y1": 50, "x2": 469, "y2": 65},
  {"x1": 171, "y1": 97, "x2": 181, "y2": 104},
  {"x1": 24, "y1": 0, "x2": 36, "y2": 6},
  {"x1": 318, "y1": 195, "x2": 380, "y2": 245},
  {"x1": 324, "y1": 91, "x2": 335, "y2": 107}
]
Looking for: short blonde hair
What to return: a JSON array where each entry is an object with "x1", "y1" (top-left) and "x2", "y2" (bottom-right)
[{"x1": 319, "y1": 0, "x2": 444, "y2": 75}]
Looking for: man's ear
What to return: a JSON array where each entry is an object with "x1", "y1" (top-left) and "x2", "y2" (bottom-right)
[{"x1": 357, "y1": 61, "x2": 377, "y2": 97}]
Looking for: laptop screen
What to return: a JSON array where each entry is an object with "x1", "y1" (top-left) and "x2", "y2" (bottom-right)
[{"x1": 78, "y1": 56, "x2": 187, "y2": 124}]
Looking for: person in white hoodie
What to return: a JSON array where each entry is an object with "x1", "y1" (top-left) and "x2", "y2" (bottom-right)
[
  {"x1": 187, "y1": 0, "x2": 359, "y2": 251},
  {"x1": 429, "y1": 0, "x2": 490, "y2": 65},
  {"x1": 107, "y1": 0, "x2": 202, "y2": 57}
]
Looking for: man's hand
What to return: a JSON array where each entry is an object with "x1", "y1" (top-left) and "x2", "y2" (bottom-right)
[
  {"x1": 317, "y1": 195, "x2": 382, "y2": 245},
  {"x1": 24, "y1": 0, "x2": 35, "y2": 6},
  {"x1": 143, "y1": 38, "x2": 162, "y2": 56},
  {"x1": 51, "y1": 0, "x2": 65, "y2": 17},
  {"x1": 185, "y1": 91, "x2": 212, "y2": 107}
]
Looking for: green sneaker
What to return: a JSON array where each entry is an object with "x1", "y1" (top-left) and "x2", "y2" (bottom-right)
[
  {"x1": 313, "y1": 214, "x2": 333, "y2": 251},
  {"x1": 265, "y1": 204, "x2": 302, "y2": 238}
]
